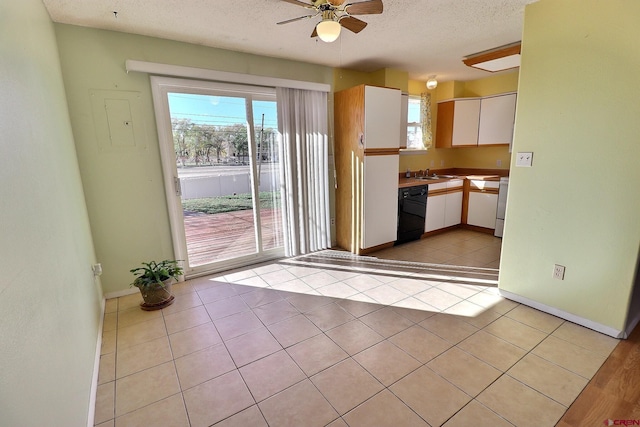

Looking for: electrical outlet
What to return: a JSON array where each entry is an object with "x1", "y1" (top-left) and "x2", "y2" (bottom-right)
[
  {"x1": 553, "y1": 264, "x2": 565, "y2": 280},
  {"x1": 516, "y1": 152, "x2": 533, "y2": 167},
  {"x1": 330, "y1": 217, "x2": 335, "y2": 226},
  {"x1": 430, "y1": 160, "x2": 434, "y2": 167},
  {"x1": 440, "y1": 160, "x2": 445, "y2": 166},
  {"x1": 496, "y1": 159, "x2": 502, "y2": 167}
]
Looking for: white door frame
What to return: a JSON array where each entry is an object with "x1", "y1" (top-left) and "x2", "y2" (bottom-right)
[{"x1": 150, "y1": 76, "x2": 284, "y2": 278}]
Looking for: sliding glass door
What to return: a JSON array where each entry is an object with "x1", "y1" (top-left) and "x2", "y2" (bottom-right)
[{"x1": 152, "y1": 78, "x2": 284, "y2": 276}]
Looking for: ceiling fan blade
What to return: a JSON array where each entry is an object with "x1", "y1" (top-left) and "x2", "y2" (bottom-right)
[
  {"x1": 277, "y1": 14, "x2": 316, "y2": 25},
  {"x1": 280, "y1": 0, "x2": 315, "y2": 7},
  {"x1": 311, "y1": 27, "x2": 318, "y2": 38},
  {"x1": 339, "y1": 16, "x2": 368, "y2": 33},
  {"x1": 345, "y1": 0, "x2": 383, "y2": 15}
]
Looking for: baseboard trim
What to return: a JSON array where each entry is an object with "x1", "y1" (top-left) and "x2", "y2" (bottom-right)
[
  {"x1": 104, "y1": 287, "x2": 139, "y2": 300},
  {"x1": 624, "y1": 310, "x2": 640, "y2": 339},
  {"x1": 87, "y1": 297, "x2": 106, "y2": 427},
  {"x1": 499, "y1": 290, "x2": 625, "y2": 338}
]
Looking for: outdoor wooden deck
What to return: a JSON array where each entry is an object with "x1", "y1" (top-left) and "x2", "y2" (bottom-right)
[{"x1": 183, "y1": 208, "x2": 283, "y2": 267}]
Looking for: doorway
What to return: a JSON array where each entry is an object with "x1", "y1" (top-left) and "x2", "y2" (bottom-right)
[{"x1": 152, "y1": 77, "x2": 284, "y2": 277}]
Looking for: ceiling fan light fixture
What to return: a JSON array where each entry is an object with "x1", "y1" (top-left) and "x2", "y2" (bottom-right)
[
  {"x1": 426, "y1": 75, "x2": 438, "y2": 90},
  {"x1": 316, "y1": 19, "x2": 341, "y2": 43}
]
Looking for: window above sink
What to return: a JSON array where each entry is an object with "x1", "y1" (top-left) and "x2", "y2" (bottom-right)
[
  {"x1": 401, "y1": 92, "x2": 433, "y2": 154},
  {"x1": 406, "y1": 95, "x2": 424, "y2": 150}
]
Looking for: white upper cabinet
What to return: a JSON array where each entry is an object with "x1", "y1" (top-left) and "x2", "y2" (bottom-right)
[
  {"x1": 478, "y1": 93, "x2": 517, "y2": 146},
  {"x1": 364, "y1": 86, "x2": 401, "y2": 149},
  {"x1": 436, "y1": 93, "x2": 516, "y2": 148},
  {"x1": 451, "y1": 99, "x2": 481, "y2": 147}
]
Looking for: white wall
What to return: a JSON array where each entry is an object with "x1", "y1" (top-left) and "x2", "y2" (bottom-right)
[
  {"x1": 0, "y1": 1, "x2": 102, "y2": 425},
  {"x1": 499, "y1": 0, "x2": 640, "y2": 335}
]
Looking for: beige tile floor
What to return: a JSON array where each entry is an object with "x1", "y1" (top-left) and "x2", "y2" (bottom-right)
[{"x1": 95, "y1": 229, "x2": 619, "y2": 427}]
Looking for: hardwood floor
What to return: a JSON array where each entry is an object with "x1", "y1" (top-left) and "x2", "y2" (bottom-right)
[{"x1": 557, "y1": 323, "x2": 640, "y2": 426}]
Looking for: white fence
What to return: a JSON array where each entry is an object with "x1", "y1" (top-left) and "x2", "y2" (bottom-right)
[{"x1": 180, "y1": 171, "x2": 280, "y2": 200}]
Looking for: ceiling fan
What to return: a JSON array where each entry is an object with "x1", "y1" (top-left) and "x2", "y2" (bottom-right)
[{"x1": 277, "y1": 0, "x2": 384, "y2": 43}]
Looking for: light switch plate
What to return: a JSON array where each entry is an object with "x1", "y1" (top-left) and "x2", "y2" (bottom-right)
[{"x1": 516, "y1": 152, "x2": 533, "y2": 167}]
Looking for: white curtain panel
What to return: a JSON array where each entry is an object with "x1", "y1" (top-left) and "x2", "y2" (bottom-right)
[
  {"x1": 276, "y1": 87, "x2": 331, "y2": 257},
  {"x1": 421, "y1": 92, "x2": 433, "y2": 149}
]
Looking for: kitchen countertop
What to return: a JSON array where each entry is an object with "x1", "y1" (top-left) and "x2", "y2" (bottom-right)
[
  {"x1": 398, "y1": 174, "x2": 500, "y2": 188},
  {"x1": 464, "y1": 175, "x2": 501, "y2": 181}
]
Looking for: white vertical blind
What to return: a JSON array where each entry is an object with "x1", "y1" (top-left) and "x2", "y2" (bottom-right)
[{"x1": 276, "y1": 87, "x2": 331, "y2": 256}]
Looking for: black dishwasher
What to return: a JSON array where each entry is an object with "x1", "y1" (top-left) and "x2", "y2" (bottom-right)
[{"x1": 396, "y1": 185, "x2": 428, "y2": 244}]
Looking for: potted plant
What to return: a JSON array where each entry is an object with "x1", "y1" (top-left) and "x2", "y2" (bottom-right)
[{"x1": 130, "y1": 260, "x2": 183, "y2": 310}]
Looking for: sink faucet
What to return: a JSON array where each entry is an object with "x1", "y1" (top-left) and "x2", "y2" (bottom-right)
[
  {"x1": 417, "y1": 170, "x2": 423, "y2": 177},
  {"x1": 425, "y1": 168, "x2": 429, "y2": 177}
]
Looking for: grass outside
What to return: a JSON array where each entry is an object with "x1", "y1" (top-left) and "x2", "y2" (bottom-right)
[{"x1": 182, "y1": 192, "x2": 280, "y2": 215}]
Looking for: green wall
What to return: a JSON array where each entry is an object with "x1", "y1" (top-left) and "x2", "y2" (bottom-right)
[
  {"x1": 0, "y1": 1, "x2": 102, "y2": 425},
  {"x1": 54, "y1": 24, "x2": 334, "y2": 294},
  {"x1": 499, "y1": 0, "x2": 640, "y2": 334}
]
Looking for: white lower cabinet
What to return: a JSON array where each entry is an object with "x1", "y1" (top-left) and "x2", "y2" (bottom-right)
[
  {"x1": 425, "y1": 193, "x2": 446, "y2": 232},
  {"x1": 424, "y1": 178, "x2": 499, "y2": 232},
  {"x1": 361, "y1": 155, "x2": 400, "y2": 249},
  {"x1": 467, "y1": 192, "x2": 499, "y2": 229},
  {"x1": 444, "y1": 191, "x2": 463, "y2": 228},
  {"x1": 425, "y1": 180, "x2": 463, "y2": 233}
]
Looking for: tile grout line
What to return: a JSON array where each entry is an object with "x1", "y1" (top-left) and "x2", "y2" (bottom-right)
[{"x1": 161, "y1": 301, "x2": 194, "y2": 427}]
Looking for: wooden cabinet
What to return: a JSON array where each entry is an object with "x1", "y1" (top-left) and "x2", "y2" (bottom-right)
[
  {"x1": 478, "y1": 93, "x2": 517, "y2": 146},
  {"x1": 436, "y1": 99, "x2": 481, "y2": 148},
  {"x1": 335, "y1": 85, "x2": 401, "y2": 254},
  {"x1": 466, "y1": 180, "x2": 499, "y2": 229},
  {"x1": 424, "y1": 179, "x2": 463, "y2": 233},
  {"x1": 436, "y1": 93, "x2": 516, "y2": 148}
]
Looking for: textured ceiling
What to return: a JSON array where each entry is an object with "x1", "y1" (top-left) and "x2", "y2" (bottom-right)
[{"x1": 42, "y1": 0, "x2": 537, "y2": 82}]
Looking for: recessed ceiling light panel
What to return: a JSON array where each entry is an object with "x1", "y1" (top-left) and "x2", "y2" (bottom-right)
[{"x1": 463, "y1": 42, "x2": 521, "y2": 72}]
